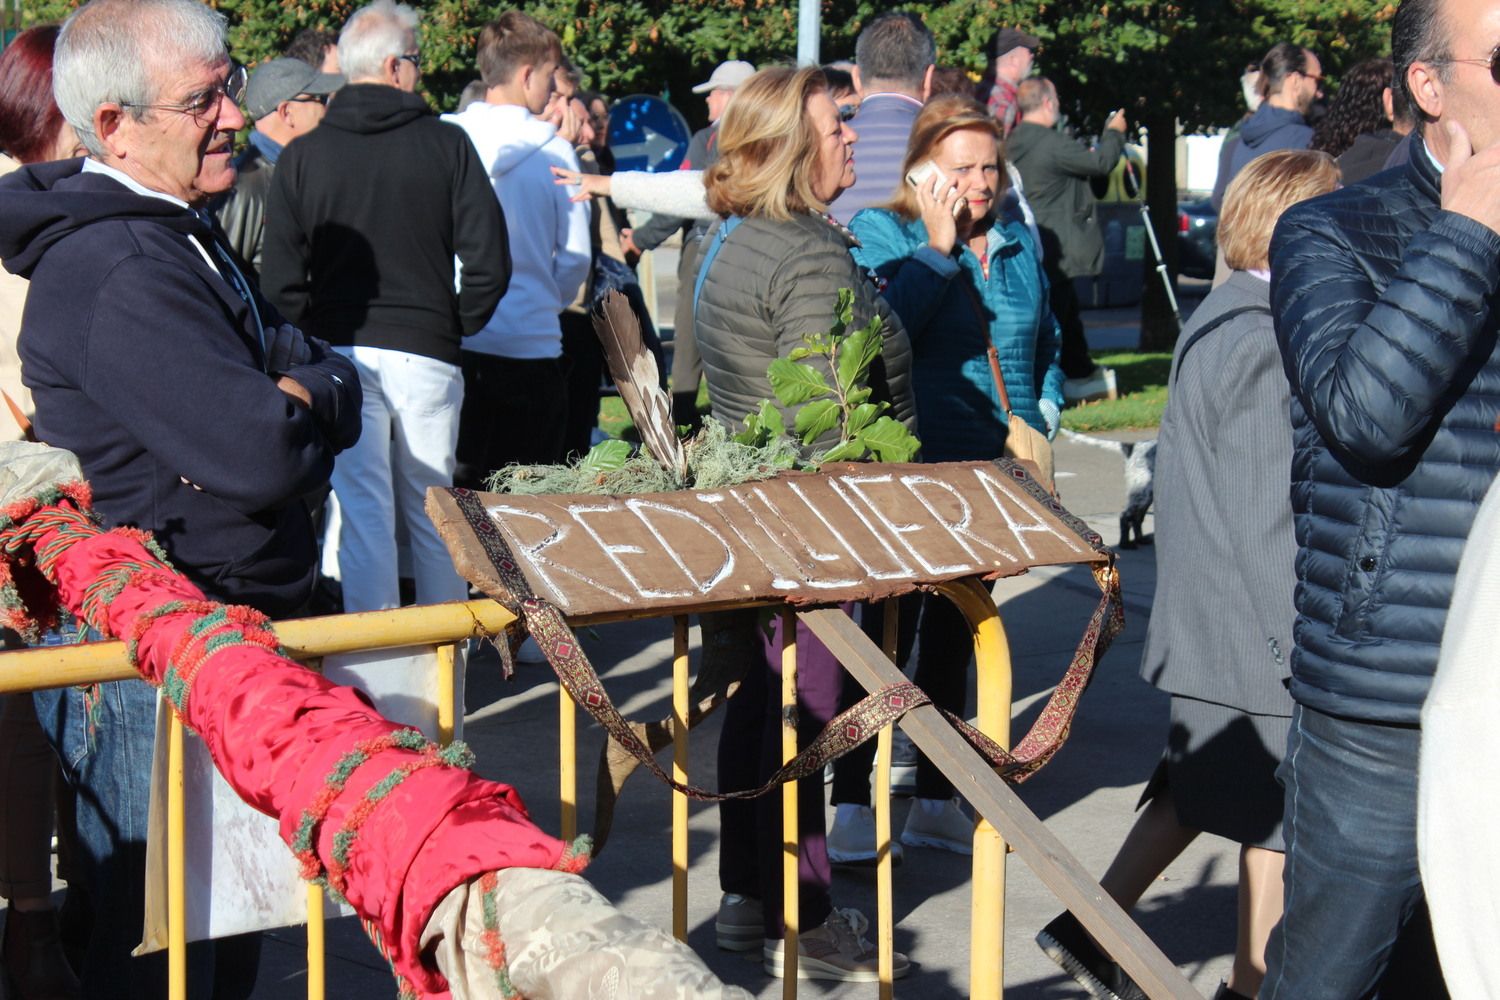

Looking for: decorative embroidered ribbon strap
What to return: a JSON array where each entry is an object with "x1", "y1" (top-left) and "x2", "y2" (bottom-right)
[
  {"x1": 979, "y1": 461, "x2": 1125, "y2": 780},
  {"x1": 450, "y1": 487, "x2": 927, "y2": 802},
  {"x1": 449, "y1": 483, "x2": 1123, "y2": 796}
]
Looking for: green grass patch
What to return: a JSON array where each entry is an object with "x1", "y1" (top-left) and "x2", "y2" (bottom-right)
[
  {"x1": 602, "y1": 354, "x2": 1173, "y2": 438},
  {"x1": 1061, "y1": 351, "x2": 1172, "y2": 432}
]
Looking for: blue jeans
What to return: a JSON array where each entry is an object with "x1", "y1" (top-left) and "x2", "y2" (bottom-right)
[
  {"x1": 1263, "y1": 704, "x2": 1436, "y2": 1000},
  {"x1": 34, "y1": 676, "x2": 259, "y2": 997}
]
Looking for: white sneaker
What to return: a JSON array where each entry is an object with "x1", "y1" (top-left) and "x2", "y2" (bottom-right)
[
  {"x1": 1063, "y1": 367, "x2": 1118, "y2": 403},
  {"x1": 827, "y1": 805, "x2": 904, "y2": 867},
  {"x1": 763, "y1": 907, "x2": 911, "y2": 981},
  {"x1": 900, "y1": 797, "x2": 974, "y2": 855}
]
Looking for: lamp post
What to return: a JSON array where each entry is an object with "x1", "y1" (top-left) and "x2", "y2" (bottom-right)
[{"x1": 797, "y1": 0, "x2": 820, "y2": 66}]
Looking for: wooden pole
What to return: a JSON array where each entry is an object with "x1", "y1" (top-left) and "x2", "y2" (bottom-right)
[{"x1": 797, "y1": 605, "x2": 1199, "y2": 1000}]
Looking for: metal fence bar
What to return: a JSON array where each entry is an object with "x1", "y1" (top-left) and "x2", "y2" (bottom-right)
[
  {"x1": 876, "y1": 599, "x2": 899, "y2": 999},
  {"x1": 560, "y1": 687, "x2": 577, "y2": 842},
  {"x1": 0, "y1": 600, "x2": 514, "y2": 998},
  {"x1": 168, "y1": 712, "x2": 187, "y2": 1000},
  {"x1": 0, "y1": 599, "x2": 516, "y2": 694},
  {"x1": 934, "y1": 579, "x2": 1012, "y2": 998},
  {"x1": 779, "y1": 607, "x2": 799, "y2": 997},
  {"x1": 306, "y1": 885, "x2": 326, "y2": 1000},
  {"x1": 671, "y1": 615, "x2": 690, "y2": 942}
]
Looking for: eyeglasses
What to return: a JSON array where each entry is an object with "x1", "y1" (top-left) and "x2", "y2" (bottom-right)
[
  {"x1": 838, "y1": 103, "x2": 859, "y2": 122},
  {"x1": 398, "y1": 53, "x2": 421, "y2": 68},
  {"x1": 121, "y1": 63, "x2": 247, "y2": 126},
  {"x1": 288, "y1": 93, "x2": 329, "y2": 106},
  {"x1": 1432, "y1": 44, "x2": 1500, "y2": 85}
]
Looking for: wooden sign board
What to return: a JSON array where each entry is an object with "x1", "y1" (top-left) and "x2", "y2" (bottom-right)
[{"x1": 428, "y1": 461, "x2": 1103, "y2": 619}]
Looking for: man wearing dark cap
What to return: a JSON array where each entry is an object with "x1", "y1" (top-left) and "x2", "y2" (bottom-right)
[
  {"x1": 984, "y1": 26, "x2": 1040, "y2": 135},
  {"x1": 213, "y1": 57, "x2": 343, "y2": 276}
]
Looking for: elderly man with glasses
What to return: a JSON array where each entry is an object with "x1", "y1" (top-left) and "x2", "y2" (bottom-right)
[
  {"x1": 0, "y1": 0, "x2": 362, "y2": 994},
  {"x1": 263, "y1": 0, "x2": 509, "y2": 616}
]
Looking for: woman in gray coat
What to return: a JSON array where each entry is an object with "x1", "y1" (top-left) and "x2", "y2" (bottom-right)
[
  {"x1": 692, "y1": 65, "x2": 917, "y2": 984},
  {"x1": 1037, "y1": 149, "x2": 1341, "y2": 1000}
]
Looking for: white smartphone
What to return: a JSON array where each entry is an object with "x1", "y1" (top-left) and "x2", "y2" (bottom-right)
[{"x1": 905, "y1": 160, "x2": 963, "y2": 217}]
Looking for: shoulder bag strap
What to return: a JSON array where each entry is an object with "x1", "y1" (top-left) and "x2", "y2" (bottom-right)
[
  {"x1": 952, "y1": 272, "x2": 1018, "y2": 416},
  {"x1": 692, "y1": 214, "x2": 743, "y2": 318},
  {"x1": 1170, "y1": 304, "x2": 1272, "y2": 386}
]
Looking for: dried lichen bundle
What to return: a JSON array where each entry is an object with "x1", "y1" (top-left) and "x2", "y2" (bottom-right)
[{"x1": 485, "y1": 419, "x2": 802, "y2": 497}]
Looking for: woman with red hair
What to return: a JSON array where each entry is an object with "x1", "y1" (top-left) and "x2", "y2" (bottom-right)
[{"x1": 0, "y1": 23, "x2": 86, "y2": 1000}]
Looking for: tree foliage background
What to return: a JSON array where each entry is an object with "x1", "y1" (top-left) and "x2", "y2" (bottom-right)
[
  {"x1": 22, "y1": 0, "x2": 1396, "y2": 342},
  {"x1": 23, "y1": 0, "x2": 1395, "y2": 124}
]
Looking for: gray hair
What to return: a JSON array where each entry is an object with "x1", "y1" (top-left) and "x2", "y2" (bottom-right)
[
  {"x1": 853, "y1": 11, "x2": 935, "y2": 91},
  {"x1": 338, "y1": 0, "x2": 420, "y2": 83},
  {"x1": 54, "y1": 0, "x2": 227, "y2": 157}
]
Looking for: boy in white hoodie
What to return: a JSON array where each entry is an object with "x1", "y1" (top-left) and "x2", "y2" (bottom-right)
[{"x1": 445, "y1": 11, "x2": 592, "y2": 483}]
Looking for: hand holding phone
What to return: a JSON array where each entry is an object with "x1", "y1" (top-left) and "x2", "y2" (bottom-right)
[{"x1": 906, "y1": 160, "x2": 963, "y2": 218}]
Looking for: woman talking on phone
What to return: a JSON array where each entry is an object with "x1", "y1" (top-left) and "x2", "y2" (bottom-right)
[{"x1": 826, "y1": 94, "x2": 1063, "y2": 862}]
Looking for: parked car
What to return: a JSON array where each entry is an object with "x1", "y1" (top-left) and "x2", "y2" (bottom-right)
[{"x1": 1178, "y1": 197, "x2": 1217, "y2": 280}]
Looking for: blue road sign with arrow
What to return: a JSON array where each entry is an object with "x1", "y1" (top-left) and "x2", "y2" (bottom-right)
[{"x1": 607, "y1": 95, "x2": 691, "y2": 173}]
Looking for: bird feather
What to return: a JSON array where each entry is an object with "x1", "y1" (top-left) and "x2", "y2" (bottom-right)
[{"x1": 592, "y1": 291, "x2": 688, "y2": 484}]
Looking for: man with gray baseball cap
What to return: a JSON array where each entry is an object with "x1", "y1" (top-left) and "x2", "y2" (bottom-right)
[
  {"x1": 213, "y1": 56, "x2": 343, "y2": 274},
  {"x1": 690, "y1": 58, "x2": 755, "y2": 99}
]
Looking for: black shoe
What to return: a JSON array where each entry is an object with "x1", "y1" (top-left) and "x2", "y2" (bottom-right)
[
  {"x1": 1036, "y1": 912, "x2": 1146, "y2": 1000},
  {"x1": 1213, "y1": 982, "x2": 1254, "y2": 1000}
]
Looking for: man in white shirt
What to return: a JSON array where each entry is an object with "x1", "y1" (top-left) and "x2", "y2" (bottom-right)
[{"x1": 444, "y1": 10, "x2": 591, "y2": 483}]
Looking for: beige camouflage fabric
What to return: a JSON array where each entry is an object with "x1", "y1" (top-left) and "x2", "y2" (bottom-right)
[{"x1": 423, "y1": 868, "x2": 751, "y2": 999}]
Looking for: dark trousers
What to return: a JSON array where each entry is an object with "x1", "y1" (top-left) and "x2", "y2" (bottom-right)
[
  {"x1": 1263, "y1": 704, "x2": 1446, "y2": 1000},
  {"x1": 718, "y1": 609, "x2": 848, "y2": 938},
  {"x1": 1046, "y1": 264, "x2": 1097, "y2": 379},
  {"x1": 454, "y1": 352, "x2": 567, "y2": 489},
  {"x1": 34, "y1": 677, "x2": 259, "y2": 998},
  {"x1": 830, "y1": 593, "x2": 970, "y2": 804},
  {"x1": 560, "y1": 312, "x2": 604, "y2": 462}
]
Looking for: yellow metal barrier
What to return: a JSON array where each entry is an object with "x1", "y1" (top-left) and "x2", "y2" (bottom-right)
[
  {"x1": 6, "y1": 588, "x2": 1022, "y2": 997},
  {"x1": 0, "y1": 599, "x2": 514, "y2": 1000}
]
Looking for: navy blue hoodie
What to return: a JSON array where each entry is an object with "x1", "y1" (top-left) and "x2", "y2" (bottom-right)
[
  {"x1": 0, "y1": 160, "x2": 360, "y2": 616},
  {"x1": 1212, "y1": 104, "x2": 1314, "y2": 209}
]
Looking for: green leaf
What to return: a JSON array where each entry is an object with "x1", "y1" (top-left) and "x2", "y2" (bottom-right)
[
  {"x1": 733, "y1": 399, "x2": 786, "y2": 446},
  {"x1": 817, "y1": 439, "x2": 868, "y2": 464},
  {"x1": 846, "y1": 402, "x2": 882, "y2": 436},
  {"x1": 755, "y1": 399, "x2": 786, "y2": 439},
  {"x1": 834, "y1": 322, "x2": 881, "y2": 394},
  {"x1": 787, "y1": 347, "x2": 815, "y2": 361},
  {"x1": 793, "y1": 399, "x2": 841, "y2": 443},
  {"x1": 577, "y1": 438, "x2": 633, "y2": 474},
  {"x1": 857, "y1": 417, "x2": 921, "y2": 464},
  {"x1": 767, "y1": 358, "x2": 833, "y2": 406},
  {"x1": 846, "y1": 386, "x2": 873, "y2": 407},
  {"x1": 834, "y1": 287, "x2": 858, "y2": 338}
]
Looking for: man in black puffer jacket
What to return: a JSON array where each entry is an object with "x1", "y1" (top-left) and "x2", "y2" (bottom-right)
[{"x1": 1264, "y1": 0, "x2": 1500, "y2": 995}]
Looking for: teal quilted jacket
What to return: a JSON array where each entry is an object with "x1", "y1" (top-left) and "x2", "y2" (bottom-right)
[{"x1": 849, "y1": 208, "x2": 1062, "y2": 462}]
